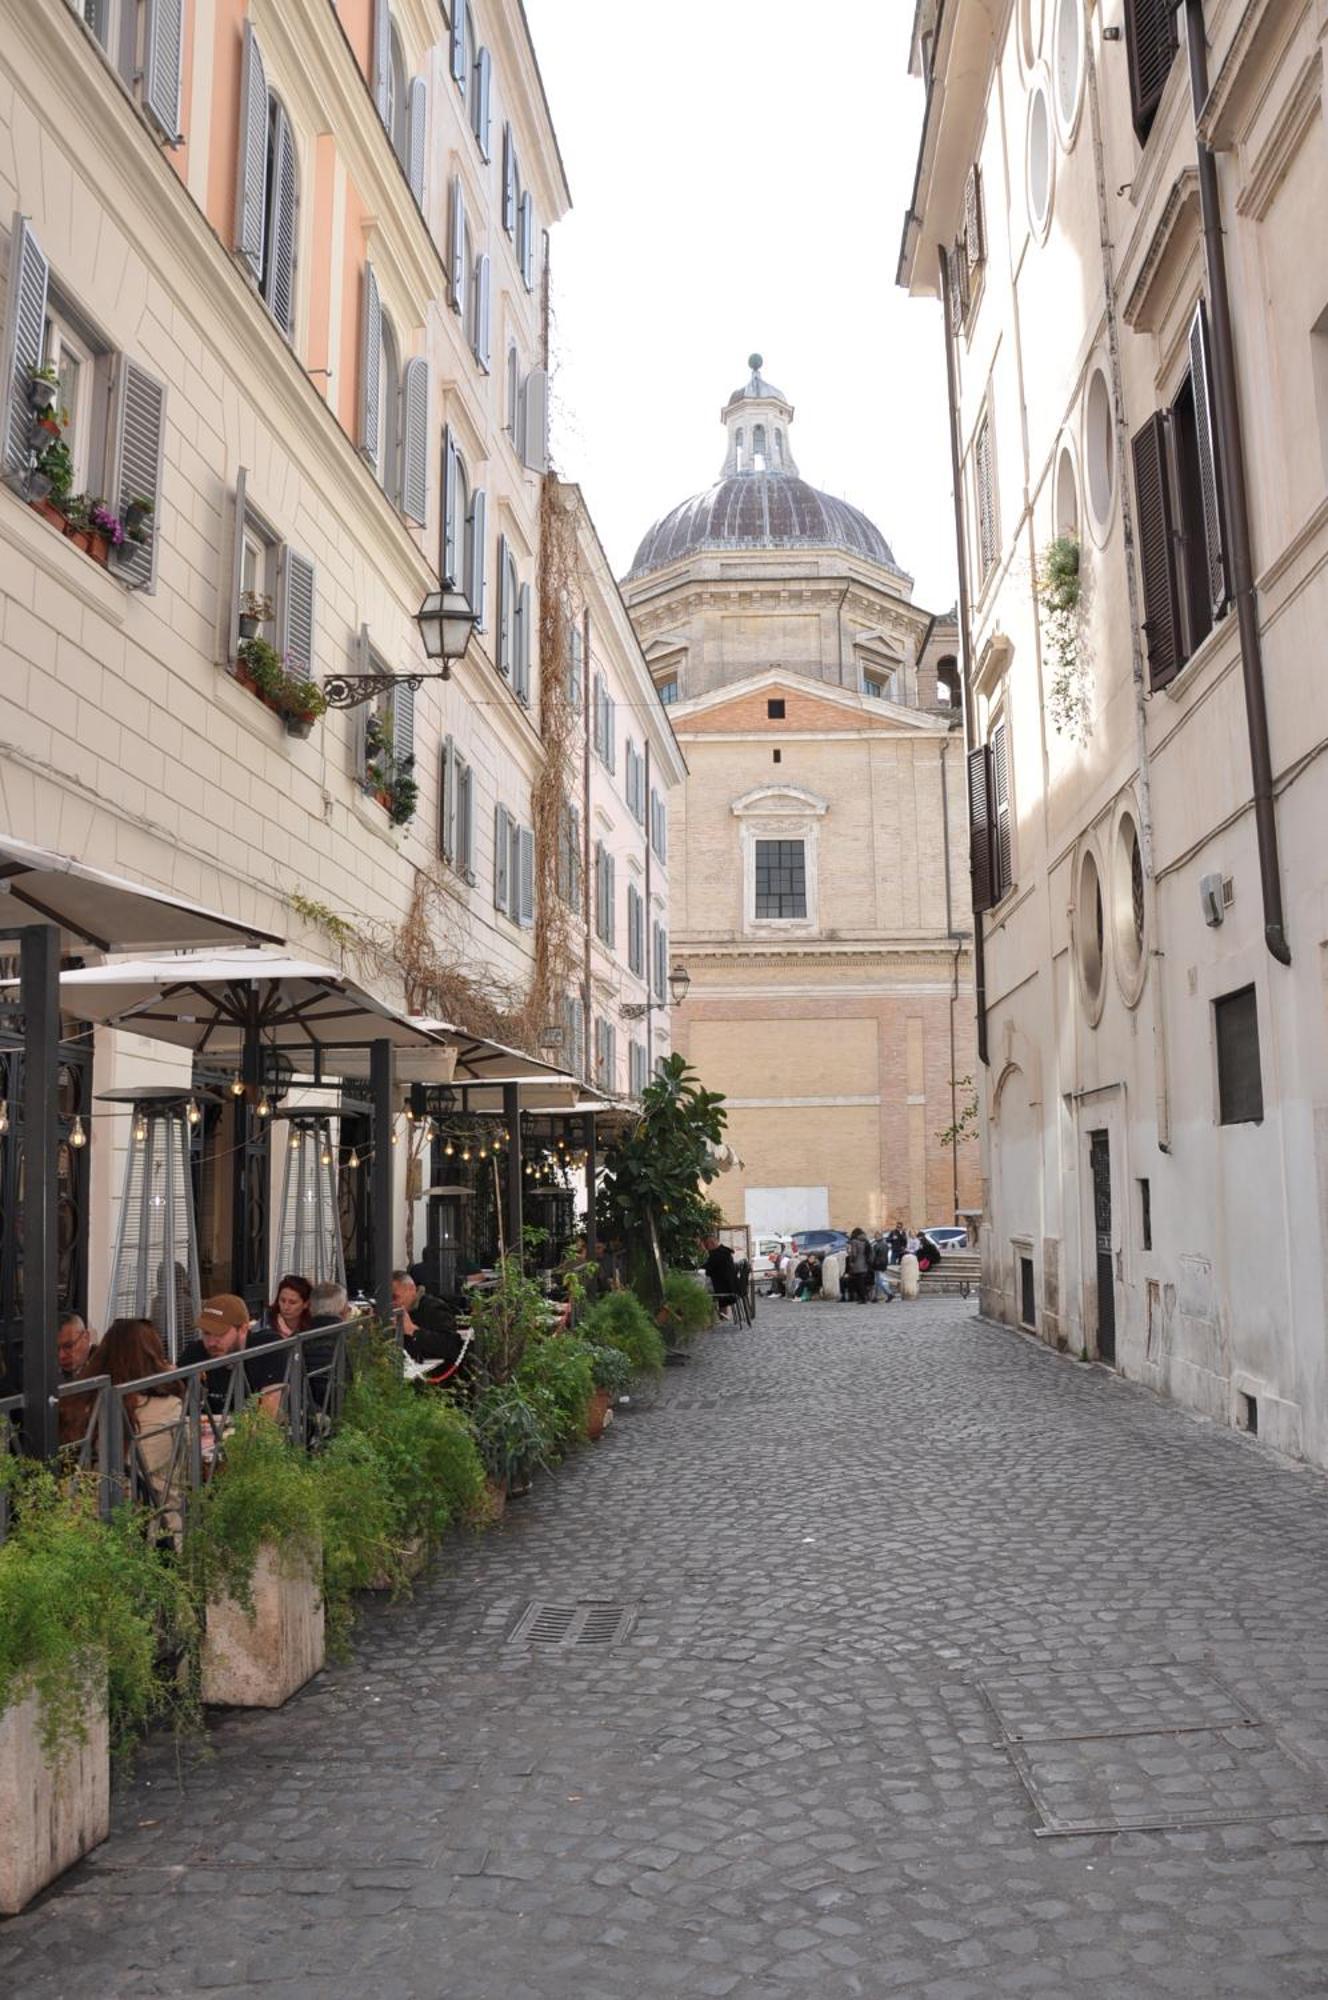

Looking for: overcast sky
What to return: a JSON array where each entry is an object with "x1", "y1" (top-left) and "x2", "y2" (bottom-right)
[{"x1": 522, "y1": 0, "x2": 957, "y2": 614}]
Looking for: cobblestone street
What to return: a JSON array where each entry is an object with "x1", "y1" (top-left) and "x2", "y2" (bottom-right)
[{"x1": 8, "y1": 1297, "x2": 1328, "y2": 1998}]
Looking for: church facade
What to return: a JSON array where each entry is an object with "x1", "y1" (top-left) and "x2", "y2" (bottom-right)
[{"x1": 621, "y1": 361, "x2": 979, "y2": 1240}]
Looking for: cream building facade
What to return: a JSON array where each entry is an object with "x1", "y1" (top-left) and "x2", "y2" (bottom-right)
[
  {"x1": 622, "y1": 363, "x2": 979, "y2": 1239},
  {"x1": 900, "y1": 0, "x2": 1328, "y2": 1464},
  {"x1": 0, "y1": 0, "x2": 676, "y2": 1355}
]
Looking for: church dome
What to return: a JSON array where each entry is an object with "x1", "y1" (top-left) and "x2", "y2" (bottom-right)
[{"x1": 628, "y1": 356, "x2": 898, "y2": 578}]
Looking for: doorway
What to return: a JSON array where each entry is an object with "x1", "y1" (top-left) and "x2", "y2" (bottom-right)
[{"x1": 1089, "y1": 1129, "x2": 1115, "y2": 1365}]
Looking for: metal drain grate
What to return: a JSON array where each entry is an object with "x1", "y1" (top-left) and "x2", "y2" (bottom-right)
[{"x1": 508, "y1": 1600, "x2": 637, "y2": 1648}]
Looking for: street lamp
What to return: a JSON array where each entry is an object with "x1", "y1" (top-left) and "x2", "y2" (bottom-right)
[
  {"x1": 668, "y1": 963, "x2": 691, "y2": 1007},
  {"x1": 322, "y1": 588, "x2": 478, "y2": 708}
]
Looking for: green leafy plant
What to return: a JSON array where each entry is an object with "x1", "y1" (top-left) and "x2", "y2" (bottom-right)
[
  {"x1": 0, "y1": 1461, "x2": 194, "y2": 1760},
  {"x1": 237, "y1": 640, "x2": 328, "y2": 724},
  {"x1": 516, "y1": 1337, "x2": 596, "y2": 1452},
  {"x1": 1038, "y1": 534, "x2": 1089, "y2": 743},
  {"x1": 936, "y1": 1074, "x2": 980, "y2": 1151},
  {"x1": 468, "y1": 1258, "x2": 552, "y2": 1385},
  {"x1": 183, "y1": 1409, "x2": 323, "y2": 1615},
  {"x1": 309, "y1": 1429, "x2": 398, "y2": 1652},
  {"x1": 579, "y1": 1290, "x2": 667, "y2": 1378},
  {"x1": 587, "y1": 1343, "x2": 633, "y2": 1397},
  {"x1": 365, "y1": 710, "x2": 419, "y2": 826},
  {"x1": 598, "y1": 1054, "x2": 728, "y2": 1277},
  {"x1": 237, "y1": 634, "x2": 285, "y2": 695},
  {"x1": 339, "y1": 1341, "x2": 485, "y2": 1547},
  {"x1": 656, "y1": 1270, "x2": 716, "y2": 1344},
  {"x1": 35, "y1": 432, "x2": 74, "y2": 501},
  {"x1": 470, "y1": 1383, "x2": 548, "y2": 1488}
]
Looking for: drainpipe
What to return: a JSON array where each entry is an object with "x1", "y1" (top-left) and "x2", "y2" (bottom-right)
[
  {"x1": 582, "y1": 608, "x2": 593, "y2": 1082},
  {"x1": 939, "y1": 738, "x2": 961, "y2": 1222},
  {"x1": 937, "y1": 246, "x2": 988, "y2": 1066},
  {"x1": 643, "y1": 737, "x2": 653, "y2": 1075},
  {"x1": 1181, "y1": 0, "x2": 1290, "y2": 966}
]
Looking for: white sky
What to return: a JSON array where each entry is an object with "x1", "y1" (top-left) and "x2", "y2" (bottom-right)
[{"x1": 522, "y1": 0, "x2": 957, "y2": 614}]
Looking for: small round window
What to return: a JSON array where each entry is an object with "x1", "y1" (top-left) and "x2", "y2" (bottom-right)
[
  {"x1": 1083, "y1": 364, "x2": 1115, "y2": 540},
  {"x1": 1078, "y1": 846, "x2": 1105, "y2": 1016},
  {"x1": 1112, "y1": 812, "x2": 1147, "y2": 1001},
  {"x1": 1054, "y1": 442, "x2": 1078, "y2": 539},
  {"x1": 1027, "y1": 83, "x2": 1053, "y2": 238},
  {"x1": 1018, "y1": 0, "x2": 1043, "y2": 70},
  {"x1": 1053, "y1": 0, "x2": 1084, "y2": 139}
]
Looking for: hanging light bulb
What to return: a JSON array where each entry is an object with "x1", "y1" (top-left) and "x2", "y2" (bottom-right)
[
  {"x1": 230, "y1": 1077, "x2": 246, "y2": 1097},
  {"x1": 0, "y1": 1099, "x2": 8, "y2": 1135},
  {"x1": 289, "y1": 1130, "x2": 301, "y2": 1151},
  {"x1": 403, "y1": 1103, "x2": 415, "y2": 1123},
  {"x1": 185, "y1": 1098, "x2": 202, "y2": 1126},
  {"x1": 461, "y1": 1146, "x2": 471, "y2": 1163},
  {"x1": 348, "y1": 1148, "x2": 360, "y2": 1169},
  {"x1": 443, "y1": 1138, "x2": 454, "y2": 1157},
  {"x1": 256, "y1": 1095, "x2": 271, "y2": 1119},
  {"x1": 478, "y1": 1144, "x2": 488, "y2": 1160},
  {"x1": 68, "y1": 1114, "x2": 87, "y2": 1149},
  {"x1": 390, "y1": 1129, "x2": 399, "y2": 1146},
  {"x1": 320, "y1": 1145, "x2": 332, "y2": 1166},
  {"x1": 133, "y1": 1115, "x2": 148, "y2": 1143}
]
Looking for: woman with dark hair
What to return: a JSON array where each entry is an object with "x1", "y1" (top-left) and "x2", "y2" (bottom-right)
[
  {"x1": 250, "y1": 1274, "x2": 314, "y2": 1413},
  {"x1": 90, "y1": 1318, "x2": 185, "y2": 1535}
]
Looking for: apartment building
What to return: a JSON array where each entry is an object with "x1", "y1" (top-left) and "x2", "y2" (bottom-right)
[
  {"x1": 899, "y1": 0, "x2": 1328, "y2": 1465},
  {"x1": 0, "y1": 0, "x2": 667, "y2": 1336}
]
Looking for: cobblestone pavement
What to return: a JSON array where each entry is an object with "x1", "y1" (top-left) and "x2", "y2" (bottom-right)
[{"x1": 8, "y1": 1298, "x2": 1328, "y2": 1998}]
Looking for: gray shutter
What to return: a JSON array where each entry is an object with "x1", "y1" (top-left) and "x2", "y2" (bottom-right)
[
  {"x1": 967, "y1": 744, "x2": 995, "y2": 913},
  {"x1": 235, "y1": 22, "x2": 268, "y2": 281},
  {"x1": 359, "y1": 263, "x2": 381, "y2": 470},
  {"x1": 350, "y1": 625, "x2": 371, "y2": 784},
  {"x1": 518, "y1": 825, "x2": 534, "y2": 927},
  {"x1": 506, "y1": 342, "x2": 520, "y2": 438},
  {"x1": 964, "y1": 164, "x2": 984, "y2": 270},
  {"x1": 521, "y1": 367, "x2": 548, "y2": 473},
  {"x1": 267, "y1": 104, "x2": 298, "y2": 339},
  {"x1": 407, "y1": 77, "x2": 427, "y2": 206},
  {"x1": 474, "y1": 45, "x2": 492, "y2": 159},
  {"x1": 469, "y1": 487, "x2": 486, "y2": 627},
  {"x1": 1126, "y1": 0, "x2": 1179, "y2": 144},
  {"x1": 1188, "y1": 301, "x2": 1229, "y2": 621},
  {"x1": 450, "y1": 0, "x2": 467, "y2": 84},
  {"x1": 142, "y1": 0, "x2": 184, "y2": 138},
  {"x1": 277, "y1": 543, "x2": 316, "y2": 672},
  {"x1": 389, "y1": 679, "x2": 415, "y2": 768},
  {"x1": 568, "y1": 624, "x2": 583, "y2": 710},
  {"x1": 226, "y1": 466, "x2": 247, "y2": 664},
  {"x1": 459, "y1": 760, "x2": 475, "y2": 877},
  {"x1": 493, "y1": 804, "x2": 509, "y2": 911},
  {"x1": 401, "y1": 356, "x2": 428, "y2": 525},
  {"x1": 475, "y1": 253, "x2": 491, "y2": 371},
  {"x1": 449, "y1": 178, "x2": 465, "y2": 313},
  {"x1": 501, "y1": 124, "x2": 516, "y2": 235},
  {"x1": 1, "y1": 214, "x2": 49, "y2": 481},
  {"x1": 496, "y1": 533, "x2": 510, "y2": 676},
  {"x1": 441, "y1": 426, "x2": 458, "y2": 584},
  {"x1": 372, "y1": 0, "x2": 391, "y2": 123},
  {"x1": 441, "y1": 734, "x2": 457, "y2": 860},
  {"x1": 1131, "y1": 411, "x2": 1182, "y2": 689},
  {"x1": 606, "y1": 695, "x2": 616, "y2": 773},
  {"x1": 519, "y1": 191, "x2": 534, "y2": 288},
  {"x1": 516, "y1": 581, "x2": 531, "y2": 702},
  {"x1": 111, "y1": 357, "x2": 166, "y2": 591}
]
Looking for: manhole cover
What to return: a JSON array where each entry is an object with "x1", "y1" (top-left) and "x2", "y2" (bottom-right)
[
  {"x1": 976, "y1": 1661, "x2": 1328, "y2": 1836},
  {"x1": 508, "y1": 1601, "x2": 637, "y2": 1648}
]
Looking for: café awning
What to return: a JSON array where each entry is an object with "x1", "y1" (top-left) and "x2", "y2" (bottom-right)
[{"x1": 0, "y1": 835, "x2": 281, "y2": 954}]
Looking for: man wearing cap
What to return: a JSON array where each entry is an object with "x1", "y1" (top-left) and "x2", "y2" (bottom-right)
[{"x1": 178, "y1": 1294, "x2": 268, "y2": 1413}]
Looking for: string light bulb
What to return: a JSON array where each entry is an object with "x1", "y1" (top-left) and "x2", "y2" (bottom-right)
[
  {"x1": 289, "y1": 1131, "x2": 301, "y2": 1151},
  {"x1": 0, "y1": 1099, "x2": 8, "y2": 1135},
  {"x1": 320, "y1": 1146, "x2": 332, "y2": 1166},
  {"x1": 68, "y1": 1114, "x2": 87, "y2": 1149},
  {"x1": 348, "y1": 1148, "x2": 360, "y2": 1169},
  {"x1": 478, "y1": 1144, "x2": 488, "y2": 1160},
  {"x1": 186, "y1": 1098, "x2": 202, "y2": 1126},
  {"x1": 461, "y1": 1146, "x2": 471, "y2": 1163},
  {"x1": 256, "y1": 1096, "x2": 271, "y2": 1119},
  {"x1": 443, "y1": 1138, "x2": 454, "y2": 1157},
  {"x1": 133, "y1": 1116, "x2": 148, "y2": 1142},
  {"x1": 390, "y1": 1129, "x2": 399, "y2": 1146},
  {"x1": 230, "y1": 1077, "x2": 246, "y2": 1097}
]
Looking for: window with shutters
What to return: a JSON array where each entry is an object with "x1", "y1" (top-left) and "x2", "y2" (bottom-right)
[
  {"x1": 625, "y1": 742, "x2": 644, "y2": 822},
  {"x1": 566, "y1": 621, "x2": 584, "y2": 712},
  {"x1": 629, "y1": 1041, "x2": 648, "y2": 1099},
  {"x1": 627, "y1": 882, "x2": 645, "y2": 976},
  {"x1": 493, "y1": 803, "x2": 532, "y2": 922},
  {"x1": 594, "y1": 842, "x2": 616, "y2": 947},
  {"x1": 505, "y1": 342, "x2": 521, "y2": 440},
  {"x1": 439, "y1": 737, "x2": 476, "y2": 883},
  {"x1": 1130, "y1": 302, "x2": 1229, "y2": 689},
  {"x1": 385, "y1": 20, "x2": 409, "y2": 172},
  {"x1": 592, "y1": 676, "x2": 616, "y2": 772},
  {"x1": 450, "y1": 1, "x2": 476, "y2": 101},
  {"x1": 376, "y1": 310, "x2": 401, "y2": 505},
  {"x1": 469, "y1": 252, "x2": 491, "y2": 372},
  {"x1": 973, "y1": 409, "x2": 999, "y2": 583},
  {"x1": 69, "y1": 0, "x2": 185, "y2": 138},
  {"x1": 754, "y1": 840, "x2": 807, "y2": 920},
  {"x1": 594, "y1": 1017, "x2": 617, "y2": 1093},
  {"x1": 517, "y1": 191, "x2": 536, "y2": 291},
  {"x1": 652, "y1": 921, "x2": 668, "y2": 1002},
  {"x1": 39, "y1": 297, "x2": 106, "y2": 497},
  {"x1": 471, "y1": 45, "x2": 492, "y2": 158},
  {"x1": 967, "y1": 720, "x2": 1013, "y2": 913},
  {"x1": 257, "y1": 90, "x2": 300, "y2": 342},
  {"x1": 1215, "y1": 986, "x2": 1263, "y2": 1125},
  {"x1": 990, "y1": 713, "x2": 1013, "y2": 901},
  {"x1": 650, "y1": 788, "x2": 667, "y2": 864},
  {"x1": 1125, "y1": 0, "x2": 1180, "y2": 147},
  {"x1": 557, "y1": 800, "x2": 582, "y2": 912}
]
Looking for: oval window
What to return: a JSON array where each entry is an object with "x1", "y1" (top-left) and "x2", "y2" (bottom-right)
[
  {"x1": 1078, "y1": 846, "x2": 1105, "y2": 1014},
  {"x1": 1053, "y1": 0, "x2": 1084, "y2": 138},
  {"x1": 1054, "y1": 442, "x2": 1078, "y2": 539},
  {"x1": 1112, "y1": 813, "x2": 1147, "y2": 999},
  {"x1": 1027, "y1": 84, "x2": 1053, "y2": 237},
  {"x1": 1084, "y1": 364, "x2": 1114, "y2": 538}
]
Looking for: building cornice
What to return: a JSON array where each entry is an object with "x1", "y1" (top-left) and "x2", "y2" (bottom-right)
[{"x1": 1200, "y1": 0, "x2": 1315, "y2": 150}]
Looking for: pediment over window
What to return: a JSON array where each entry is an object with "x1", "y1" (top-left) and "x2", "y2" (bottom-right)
[
  {"x1": 1122, "y1": 170, "x2": 1200, "y2": 331},
  {"x1": 731, "y1": 785, "x2": 828, "y2": 819}
]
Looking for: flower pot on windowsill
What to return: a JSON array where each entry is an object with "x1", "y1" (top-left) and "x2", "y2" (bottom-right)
[
  {"x1": 29, "y1": 378, "x2": 58, "y2": 414},
  {"x1": 87, "y1": 531, "x2": 111, "y2": 567},
  {"x1": 283, "y1": 713, "x2": 317, "y2": 739},
  {"x1": 237, "y1": 613, "x2": 261, "y2": 640},
  {"x1": 64, "y1": 521, "x2": 93, "y2": 554},
  {"x1": 30, "y1": 493, "x2": 65, "y2": 527}
]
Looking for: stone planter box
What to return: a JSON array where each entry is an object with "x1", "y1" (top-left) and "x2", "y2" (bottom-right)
[
  {"x1": 0, "y1": 1685, "x2": 110, "y2": 1914},
  {"x1": 201, "y1": 1541, "x2": 324, "y2": 1709}
]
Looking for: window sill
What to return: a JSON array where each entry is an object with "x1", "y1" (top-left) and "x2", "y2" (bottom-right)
[
  {"x1": 1154, "y1": 612, "x2": 1237, "y2": 704},
  {"x1": 27, "y1": 496, "x2": 133, "y2": 579}
]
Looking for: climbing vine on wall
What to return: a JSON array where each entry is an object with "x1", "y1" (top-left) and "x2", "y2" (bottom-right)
[{"x1": 1038, "y1": 534, "x2": 1091, "y2": 744}]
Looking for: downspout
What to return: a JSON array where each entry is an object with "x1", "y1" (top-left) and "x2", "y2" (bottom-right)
[
  {"x1": 937, "y1": 246, "x2": 988, "y2": 1067},
  {"x1": 940, "y1": 737, "x2": 961, "y2": 1222},
  {"x1": 1182, "y1": 0, "x2": 1291, "y2": 966},
  {"x1": 643, "y1": 737, "x2": 653, "y2": 1075},
  {"x1": 1084, "y1": 29, "x2": 1171, "y2": 1150},
  {"x1": 582, "y1": 607, "x2": 593, "y2": 1083}
]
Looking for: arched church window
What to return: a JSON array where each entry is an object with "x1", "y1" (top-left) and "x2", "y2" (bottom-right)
[
  {"x1": 774, "y1": 428, "x2": 784, "y2": 465},
  {"x1": 734, "y1": 426, "x2": 744, "y2": 469},
  {"x1": 753, "y1": 422, "x2": 767, "y2": 467}
]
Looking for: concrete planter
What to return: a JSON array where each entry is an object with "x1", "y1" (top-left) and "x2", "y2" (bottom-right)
[
  {"x1": 201, "y1": 1541, "x2": 325, "y2": 1709},
  {"x1": 0, "y1": 1685, "x2": 110, "y2": 1914}
]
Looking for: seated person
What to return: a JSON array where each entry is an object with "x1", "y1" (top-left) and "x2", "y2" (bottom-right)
[
  {"x1": 57, "y1": 1311, "x2": 94, "y2": 1381},
  {"x1": 390, "y1": 1269, "x2": 466, "y2": 1370},
  {"x1": 702, "y1": 1236, "x2": 740, "y2": 1321},
  {"x1": 915, "y1": 1231, "x2": 943, "y2": 1273},
  {"x1": 178, "y1": 1293, "x2": 268, "y2": 1413}
]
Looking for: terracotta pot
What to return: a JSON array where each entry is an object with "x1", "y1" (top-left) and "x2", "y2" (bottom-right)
[
  {"x1": 32, "y1": 496, "x2": 66, "y2": 528},
  {"x1": 65, "y1": 525, "x2": 92, "y2": 553},
  {"x1": 284, "y1": 713, "x2": 316, "y2": 739},
  {"x1": 87, "y1": 532, "x2": 111, "y2": 566},
  {"x1": 585, "y1": 1387, "x2": 612, "y2": 1441}
]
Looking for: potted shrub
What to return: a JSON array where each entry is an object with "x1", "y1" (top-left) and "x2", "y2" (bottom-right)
[
  {"x1": 308, "y1": 1429, "x2": 398, "y2": 1651},
  {"x1": 515, "y1": 1336, "x2": 596, "y2": 1458},
  {"x1": 467, "y1": 1258, "x2": 552, "y2": 1387},
  {"x1": 0, "y1": 1462, "x2": 191, "y2": 1913},
  {"x1": 238, "y1": 589, "x2": 273, "y2": 641},
  {"x1": 184, "y1": 1411, "x2": 326, "y2": 1709},
  {"x1": 655, "y1": 1270, "x2": 716, "y2": 1347},
  {"x1": 585, "y1": 1343, "x2": 632, "y2": 1439},
  {"x1": 470, "y1": 1383, "x2": 548, "y2": 1508},
  {"x1": 364, "y1": 711, "x2": 419, "y2": 826},
  {"x1": 30, "y1": 432, "x2": 73, "y2": 525},
  {"x1": 236, "y1": 635, "x2": 284, "y2": 701},
  {"x1": 579, "y1": 1290, "x2": 667, "y2": 1380},
  {"x1": 336, "y1": 1340, "x2": 485, "y2": 1578},
  {"x1": 274, "y1": 673, "x2": 328, "y2": 739}
]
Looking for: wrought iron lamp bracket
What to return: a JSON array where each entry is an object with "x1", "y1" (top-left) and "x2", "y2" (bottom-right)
[{"x1": 322, "y1": 670, "x2": 450, "y2": 710}]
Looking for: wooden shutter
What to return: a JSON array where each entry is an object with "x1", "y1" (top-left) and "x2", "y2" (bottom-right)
[
  {"x1": 441, "y1": 427, "x2": 459, "y2": 584},
  {"x1": 474, "y1": 46, "x2": 492, "y2": 158},
  {"x1": 605, "y1": 854, "x2": 616, "y2": 947},
  {"x1": 389, "y1": 679, "x2": 415, "y2": 770},
  {"x1": 991, "y1": 720, "x2": 1012, "y2": 898},
  {"x1": 400, "y1": 356, "x2": 428, "y2": 525},
  {"x1": 111, "y1": 357, "x2": 166, "y2": 591},
  {"x1": 1188, "y1": 301, "x2": 1229, "y2": 621},
  {"x1": 1125, "y1": 0, "x2": 1179, "y2": 145},
  {"x1": 235, "y1": 22, "x2": 268, "y2": 280},
  {"x1": 516, "y1": 581, "x2": 531, "y2": 702},
  {"x1": 267, "y1": 105, "x2": 298, "y2": 339},
  {"x1": 519, "y1": 191, "x2": 534, "y2": 288},
  {"x1": 493, "y1": 805, "x2": 510, "y2": 911},
  {"x1": 967, "y1": 744, "x2": 996, "y2": 914},
  {"x1": 469, "y1": 487, "x2": 486, "y2": 629},
  {"x1": 1131, "y1": 411, "x2": 1182, "y2": 688},
  {"x1": 458, "y1": 759, "x2": 474, "y2": 877},
  {"x1": 372, "y1": 0, "x2": 391, "y2": 123},
  {"x1": 349, "y1": 625, "x2": 371, "y2": 784},
  {"x1": 521, "y1": 367, "x2": 548, "y2": 473},
  {"x1": 226, "y1": 466, "x2": 247, "y2": 665},
  {"x1": 441, "y1": 735, "x2": 457, "y2": 861},
  {"x1": 359, "y1": 263, "x2": 381, "y2": 471},
  {"x1": 278, "y1": 545, "x2": 316, "y2": 673},
  {"x1": 448, "y1": 178, "x2": 465, "y2": 313},
  {"x1": 501, "y1": 124, "x2": 516, "y2": 235},
  {"x1": 974, "y1": 414, "x2": 997, "y2": 575},
  {"x1": 1, "y1": 213, "x2": 49, "y2": 480},
  {"x1": 496, "y1": 532, "x2": 510, "y2": 676},
  {"x1": 474, "y1": 253, "x2": 491, "y2": 371},
  {"x1": 964, "y1": 164, "x2": 985, "y2": 271},
  {"x1": 450, "y1": 0, "x2": 467, "y2": 84},
  {"x1": 517, "y1": 825, "x2": 534, "y2": 928},
  {"x1": 407, "y1": 77, "x2": 427, "y2": 207},
  {"x1": 142, "y1": 0, "x2": 184, "y2": 138}
]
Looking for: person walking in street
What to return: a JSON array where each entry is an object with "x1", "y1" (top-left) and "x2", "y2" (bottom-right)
[
  {"x1": 845, "y1": 1228, "x2": 874, "y2": 1304},
  {"x1": 871, "y1": 1229, "x2": 895, "y2": 1301}
]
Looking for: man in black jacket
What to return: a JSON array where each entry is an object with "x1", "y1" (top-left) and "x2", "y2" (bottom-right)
[
  {"x1": 390, "y1": 1270, "x2": 466, "y2": 1369},
  {"x1": 703, "y1": 1237, "x2": 741, "y2": 1322}
]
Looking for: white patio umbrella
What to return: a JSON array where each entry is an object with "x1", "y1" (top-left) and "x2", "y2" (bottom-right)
[{"x1": 0, "y1": 835, "x2": 281, "y2": 953}]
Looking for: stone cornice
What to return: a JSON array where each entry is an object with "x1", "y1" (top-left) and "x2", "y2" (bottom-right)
[
  {"x1": 1200, "y1": 0, "x2": 1315, "y2": 149},
  {"x1": 1121, "y1": 170, "x2": 1201, "y2": 332}
]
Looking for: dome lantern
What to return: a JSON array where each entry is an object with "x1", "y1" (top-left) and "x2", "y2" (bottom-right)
[{"x1": 721, "y1": 353, "x2": 798, "y2": 477}]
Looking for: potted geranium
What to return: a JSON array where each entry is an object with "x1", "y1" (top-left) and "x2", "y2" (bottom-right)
[
  {"x1": 273, "y1": 673, "x2": 328, "y2": 739},
  {"x1": 238, "y1": 590, "x2": 273, "y2": 641}
]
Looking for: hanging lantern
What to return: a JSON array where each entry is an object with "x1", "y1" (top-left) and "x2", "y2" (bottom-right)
[{"x1": 132, "y1": 1115, "x2": 148, "y2": 1143}]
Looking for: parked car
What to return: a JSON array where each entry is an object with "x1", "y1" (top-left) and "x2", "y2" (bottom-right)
[
  {"x1": 921, "y1": 1226, "x2": 970, "y2": 1255},
  {"x1": 791, "y1": 1230, "x2": 850, "y2": 1258},
  {"x1": 752, "y1": 1235, "x2": 793, "y2": 1290}
]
